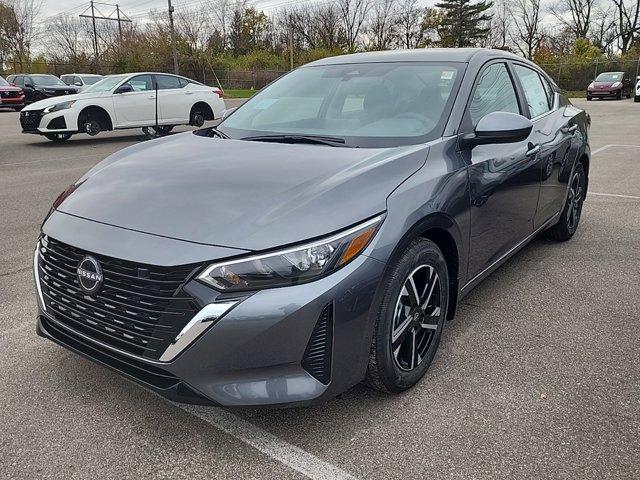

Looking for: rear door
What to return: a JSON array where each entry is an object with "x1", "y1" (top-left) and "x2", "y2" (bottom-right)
[
  {"x1": 512, "y1": 64, "x2": 576, "y2": 226},
  {"x1": 111, "y1": 74, "x2": 156, "y2": 127},
  {"x1": 460, "y1": 61, "x2": 542, "y2": 279},
  {"x1": 155, "y1": 74, "x2": 189, "y2": 124}
]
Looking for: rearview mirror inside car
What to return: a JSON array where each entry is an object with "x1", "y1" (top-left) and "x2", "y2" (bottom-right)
[
  {"x1": 114, "y1": 84, "x2": 133, "y2": 94},
  {"x1": 461, "y1": 111, "x2": 533, "y2": 149}
]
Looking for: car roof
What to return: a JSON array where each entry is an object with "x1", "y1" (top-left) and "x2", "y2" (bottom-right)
[{"x1": 306, "y1": 48, "x2": 524, "y2": 66}]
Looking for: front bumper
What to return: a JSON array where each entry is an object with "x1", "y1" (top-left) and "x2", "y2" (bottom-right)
[
  {"x1": 587, "y1": 88, "x2": 622, "y2": 97},
  {"x1": 20, "y1": 108, "x2": 78, "y2": 135},
  {"x1": 0, "y1": 96, "x2": 24, "y2": 107},
  {"x1": 35, "y1": 216, "x2": 386, "y2": 407}
]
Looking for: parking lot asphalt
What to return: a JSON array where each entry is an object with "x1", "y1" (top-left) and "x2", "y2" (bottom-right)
[{"x1": 1, "y1": 98, "x2": 639, "y2": 480}]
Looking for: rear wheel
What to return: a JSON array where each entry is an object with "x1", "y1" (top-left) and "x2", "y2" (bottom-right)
[
  {"x1": 365, "y1": 238, "x2": 448, "y2": 393},
  {"x1": 190, "y1": 107, "x2": 206, "y2": 127},
  {"x1": 44, "y1": 133, "x2": 72, "y2": 142},
  {"x1": 546, "y1": 162, "x2": 586, "y2": 241}
]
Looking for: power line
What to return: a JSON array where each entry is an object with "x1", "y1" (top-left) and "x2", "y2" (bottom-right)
[{"x1": 78, "y1": 1, "x2": 133, "y2": 68}]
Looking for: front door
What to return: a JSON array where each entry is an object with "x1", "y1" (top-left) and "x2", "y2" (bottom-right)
[
  {"x1": 112, "y1": 74, "x2": 157, "y2": 127},
  {"x1": 460, "y1": 61, "x2": 542, "y2": 279}
]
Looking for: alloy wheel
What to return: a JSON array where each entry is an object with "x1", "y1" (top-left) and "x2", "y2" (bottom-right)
[
  {"x1": 391, "y1": 264, "x2": 442, "y2": 371},
  {"x1": 566, "y1": 169, "x2": 585, "y2": 231}
]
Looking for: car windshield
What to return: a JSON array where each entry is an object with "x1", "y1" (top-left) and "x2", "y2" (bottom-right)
[
  {"x1": 0, "y1": 77, "x2": 9, "y2": 86},
  {"x1": 595, "y1": 72, "x2": 623, "y2": 82},
  {"x1": 81, "y1": 75, "x2": 102, "y2": 85},
  {"x1": 218, "y1": 62, "x2": 464, "y2": 148},
  {"x1": 83, "y1": 75, "x2": 127, "y2": 93},
  {"x1": 31, "y1": 75, "x2": 66, "y2": 86}
]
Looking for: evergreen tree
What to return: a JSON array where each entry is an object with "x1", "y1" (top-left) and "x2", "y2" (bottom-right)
[{"x1": 435, "y1": 0, "x2": 493, "y2": 48}]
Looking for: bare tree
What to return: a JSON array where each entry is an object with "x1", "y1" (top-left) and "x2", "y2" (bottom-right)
[
  {"x1": 510, "y1": 0, "x2": 545, "y2": 59},
  {"x1": 284, "y1": 2, "x2": 345, "y2": 51},
  {"x1": 550, "y1": 0, "x2": 597, "y2": 39},
  {"x1": 336, "y1": 0, "x2": 371, "y2": 52},
  {"x1": 589, "y1": 4, "x2": 617, "y2": 54},
  {"x1": 368, "y1": 0, "x2": 397, "y2": 50},
  {"x1": 7, "y1": 0, "x2": 43, "y2": 68},
  {"x1": 47, "y1": 14, "x2": 91, "y2": 62},
  {"x1": 396, "y1": 0, "x2": 425, "y2": 49},
  {"x1": 487, "y1": 0, "x2": 511, "y2": 50},
  {"x1": 613, "y1": 0, "x2": 640, "y2": 53}
]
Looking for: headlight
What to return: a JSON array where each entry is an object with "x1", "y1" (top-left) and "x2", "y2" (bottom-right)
[
  {"x1": 588, "y1": 82, "x2": 594, "y2": 89},
  {"x1": 43, "y1": 100, "x2": 76, "y2": 113},
  {"x1": 198, "y1": 215, "x2": 384, "y2": 291},
  {"x1": 611, "y1": 82, "x2": 622, "y2": 88}
]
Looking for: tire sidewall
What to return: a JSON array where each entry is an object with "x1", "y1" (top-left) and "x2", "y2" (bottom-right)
[{"x1": 372, "y1": 238, "x2": 449, "y2": 392}]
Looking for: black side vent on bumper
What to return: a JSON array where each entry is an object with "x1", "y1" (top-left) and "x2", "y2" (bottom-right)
[
  {"x1": 302, "y1": 303, "x2": 333, "y2": 385},
  {"x1": 47, "y1": 116, "x2": 67, "y2": 130}
]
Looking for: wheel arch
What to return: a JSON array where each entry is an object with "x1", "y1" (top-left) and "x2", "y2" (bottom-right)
[
  {"x1": 578, "y1": 152, "x2": 589, "y2": 195},
  {"x1": 78, "y1": 105, "x2": 113, "y2": 131},
  {"x1": 191, "y1": 101, "x2": 214, "y2": 121},
  {"x1": 380, "y1": 212, "x2": 463, "y2": 321}
]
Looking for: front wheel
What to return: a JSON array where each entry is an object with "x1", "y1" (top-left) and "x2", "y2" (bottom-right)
[
  {"x1": 365, "y1": 238, "x2": 448, "y2": 394},
  {"x1": 44, "y1": 133, "x2": 72, "y2": 142},
  {"x1": 635, "y1": 95, "x2": 640, "y2": 103},
  {"x1": 546, "y1": 162, "x2": 586, "y2": 241}
]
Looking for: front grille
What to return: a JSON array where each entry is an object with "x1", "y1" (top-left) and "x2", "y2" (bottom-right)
[
  {"x1": 301, "y1": 303, "x2": 333, "y2": 385},
  {"x1": 37, "y1": 236, "x2": 202, "y2": 361},
  {"x1": 1, "y1": 90, "x2": 19, "y2": 98},
  {"x1": 20, "y1": 109, "x2": 43, "y2": 131}
]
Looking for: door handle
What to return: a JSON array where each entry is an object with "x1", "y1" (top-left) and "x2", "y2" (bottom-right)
[
  {"x1": 562, "y1": 124, "x2": 578, "y2": 134},
  {"x1": 526, "y1": 144, "x2": 541, "y2": 157},
  {"x1": 185, "y1": 91, "x2": 194, "y2": 95},
  {"x1": 148, "y1": 95, "x2": 156, "y2": 99}
]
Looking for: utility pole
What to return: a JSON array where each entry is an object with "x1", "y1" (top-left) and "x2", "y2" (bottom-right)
[
  {"x1": 90, "y1": 1, "x2": 99, "y2": 67},
  {"x1": 289, "y1": 24, "x2": 294, "y2": 71},
  {"x1": 79, "y1": 2, "x2": 132, "y2": 70},
  {"x1": 167, "y1": 0, "x2": 179, "y2": 75}
]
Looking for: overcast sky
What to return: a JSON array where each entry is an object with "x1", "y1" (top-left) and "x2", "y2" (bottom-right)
[{"x1": 40, "y1": 0, "x2": 437, "y2": 22}]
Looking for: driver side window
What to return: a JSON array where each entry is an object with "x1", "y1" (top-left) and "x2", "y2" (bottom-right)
[
  {"x1": 468, "y1": 63, "x2": 520, "y2": 127},
  {"x1": 123, "y1": 75, "x2": 154, "y2": 92}
]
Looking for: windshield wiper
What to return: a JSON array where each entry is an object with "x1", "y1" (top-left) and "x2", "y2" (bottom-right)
[
  {"x1": 208, "y1": 127, "x2": 230, "y2": 139},
  {"x1": 241, "y1": 134, "x2": 347, "y2": 147}
]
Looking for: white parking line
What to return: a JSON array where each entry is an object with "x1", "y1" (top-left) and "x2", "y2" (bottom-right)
[
  {"x1": 591, "y1": 144, "x2": 640, "y2": 155},
  {"x1": 177, "y1": 403, "x2": 359, "y2": 480},
  {"x1": 588, "y1": 191, "x2": 640, "y2": 200}
]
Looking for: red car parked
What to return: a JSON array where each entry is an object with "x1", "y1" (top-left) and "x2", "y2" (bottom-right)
[
  {"x1": 0, "y1": 76, "x2": 25, "y2": 111},
  {"x1": 587, "y1": 71, "x2": 633, "y2": 100}
]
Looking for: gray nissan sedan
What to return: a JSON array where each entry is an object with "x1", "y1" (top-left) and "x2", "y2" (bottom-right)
[{"x1": 34, "y1": 49, "x2": 590, "y2": 407}]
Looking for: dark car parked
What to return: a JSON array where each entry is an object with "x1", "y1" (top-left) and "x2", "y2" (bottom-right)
[
  {"x1": 0, "y1": 76, "x2": 25, "y2": 111},
  {"x1": 6, "y1": 74, "x2": 77, "y2": 105},
  {"x1": 587, "y1": 71, "x2": 633, "y2": 100},
  {"x1": 34, "y1": 49, "x2": 590, "y2": 407}
]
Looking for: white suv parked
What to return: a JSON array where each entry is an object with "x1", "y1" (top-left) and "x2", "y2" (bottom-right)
[
  {"x1": 60, "y1": 73, "x2": 103, "y2": 92},
  {"x1": 19, "y1": 73, "x2": 225, "y2": 142},
  {"x1": 635, "y1": 76, "x2": 640, "y2": 103}
]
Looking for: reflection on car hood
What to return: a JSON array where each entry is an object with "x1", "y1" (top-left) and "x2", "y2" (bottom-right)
[
  {"x1": 23, "y1": 91, "x2": 105, "y2": 110},
  {"x1": 58, "y1": 132, "x2": 429, "y2": 250}
]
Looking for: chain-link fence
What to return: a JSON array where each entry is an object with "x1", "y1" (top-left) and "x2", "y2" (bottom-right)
[
  {"x1": 0, "y1": 60, "x2": 287, "y2": 91},
  {"x1": 540, "y1": 58, "x2": 640, "y2": 93}
]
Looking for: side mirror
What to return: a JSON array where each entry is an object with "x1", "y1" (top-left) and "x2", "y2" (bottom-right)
[
  {"x1": 74, "y1": 81, "x2": 83, "y2": 87},
  {"x1": 222, "y1": 107, "x2": 237, "y2": 119},
  {"x1": 462, "y1": 111, "x2": 533, "y2": 149},
  {"x1": 24, "y1": 82, "x2": 34, "y2": 89},
  {"x1": 114, "y1": 84, "x2": 133, "y2": 94}
]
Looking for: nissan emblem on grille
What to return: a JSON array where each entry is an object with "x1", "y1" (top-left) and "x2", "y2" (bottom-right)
[{"x1": 76, "y1": 256, "x2": 103, "y2": 294}]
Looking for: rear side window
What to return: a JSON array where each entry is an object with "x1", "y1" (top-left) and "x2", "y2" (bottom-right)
[
  {"x1": 14, "y1": 76, "x2": 25, "y2": 87},
  {"x1": 514, "y1": 65, "x2": 552, "y2": 118},
  {"x1": 468, "y1": 63, "x2": 520, "y2": 126},
  {"x1": 156, "y1": 75, "x2": 182, "y2": 90}
]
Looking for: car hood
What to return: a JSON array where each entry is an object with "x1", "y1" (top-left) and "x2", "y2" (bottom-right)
[
  {"x1": 24, "y1": 91, "x2": 105, "y2": 110},
  {"x1": 57, "y1": 132, "x2": 429, "y2": 251},
  {"x1": 0, "y1": 85, "x2": 22, "y2": 92}
]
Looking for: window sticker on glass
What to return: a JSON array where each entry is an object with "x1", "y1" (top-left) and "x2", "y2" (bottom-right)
[{"x1": 441, "y1": 70, "x2": 455, "y2": 80}]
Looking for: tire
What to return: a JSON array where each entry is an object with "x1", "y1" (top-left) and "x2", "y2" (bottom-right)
[
  {"x1": 617, "y1": 90, "x2": 623, "y2": 100},
  {"x1": 364, "y1": 238, "x2": 449, "y2": 394},
  {"x1": 546, "y1": 162, "x2": 586, "y2": 242},
  {"x1": 635, "y1": 96, "x2": 640, "y2": 103},
  {"x1": 44, "y1": 133, "x2": 72, "y2": 142},
  {"x1": 586, "y1": 96, "x2": 592, "y2": 101},
  {"x1": 190, "y1": 107, "x2": 205, "y2": 127}
]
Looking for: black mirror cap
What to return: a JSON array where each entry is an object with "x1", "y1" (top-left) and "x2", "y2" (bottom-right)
[
  {"x1": 115, "y1": 85, "x2": 133, "y2": 94},
  {"x1": 462, "y1": 111, "x2": 533, "y2": 149}
]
